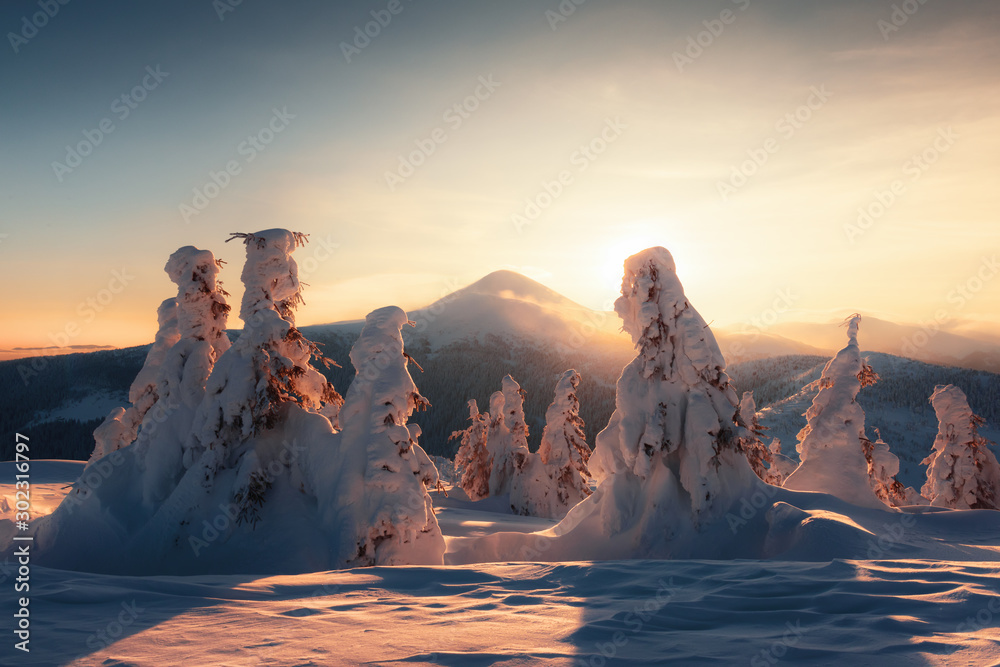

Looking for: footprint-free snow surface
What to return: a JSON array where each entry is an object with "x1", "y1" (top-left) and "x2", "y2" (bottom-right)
[{"x1": 3, "y1": 462, "x2": 1000, "y2": 666}]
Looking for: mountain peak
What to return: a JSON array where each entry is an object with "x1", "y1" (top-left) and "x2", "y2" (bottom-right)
[{"x1": 459, "y1": 270, "x2": 582, "y2": 309}]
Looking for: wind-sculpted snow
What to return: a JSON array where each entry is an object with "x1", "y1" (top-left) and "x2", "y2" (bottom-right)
[{"x1": 15, "y1": 554, "x2": 1000, "y2": 665}]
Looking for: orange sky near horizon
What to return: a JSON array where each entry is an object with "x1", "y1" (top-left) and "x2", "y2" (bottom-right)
[{"x1": 2, "y1": 1, "x2": 998, "y2": 360}]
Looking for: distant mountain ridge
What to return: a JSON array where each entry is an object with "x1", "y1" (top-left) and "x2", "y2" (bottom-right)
[
  {"x1": 3, "y1": 270, "x2": 1000, "y2": 472},
  {"x1": 768, "y1": 316, "x2": 1000, "y2": 374}
]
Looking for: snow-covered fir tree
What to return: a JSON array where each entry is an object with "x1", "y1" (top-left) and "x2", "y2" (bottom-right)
[
  {"x1": 90, "y1": 244, "x2": 233, "y2": 500},
  {"x1": 863, "y1": 428, "x2": 917, "y2": 507},
  {"x1": 509, "y1": 369, "x2": 592, "y2": 519},
  {"x1": 783, "y1": 316, "x2": 885, "y2": 509},
  {"x1": 487, "y1": 375, "x2": 530, "y2": 496},
  {"x1": 452, "y1": 399, "x2": 492, "y2": 501},
  {"x1": 736, "y1": 391, "x2": 776, "y2": 484},
  {"x1": 766, "y1": 438, "x2": 797, "y2": 487},
  {"x1": 921, "y1": 384, "x2": 1000, "y2": 510},
  {"x1": 185, "y1": 230, "x2": 342, "y2": 472},
  {"x1": 89, "y1": 298, "x2": 180, "y2": 465},
  {"x1": 511, "y1": 244, "x2": 759, "y2": 556},
  {"x1": 130, "y1": 246, "x2": 235, "y2": 505},
  {"x1": 336, "y1": 305, "x2": 445, "y2": 565}
]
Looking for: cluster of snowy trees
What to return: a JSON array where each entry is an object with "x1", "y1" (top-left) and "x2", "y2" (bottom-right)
[
  {"x1": 35, "y1": 230, "x2": 446, "y2": 573},
  {"x1": 752, "y1": 315, "x2": 1000, "y2": 511},
  {"x1": 452, "y1": 370, "x2": 593, "y2": 519}
]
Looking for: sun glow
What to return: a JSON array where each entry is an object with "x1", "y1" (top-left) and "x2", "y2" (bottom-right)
[{"x1": 594, "y1": 223, "x2": 689, "y2": 305}]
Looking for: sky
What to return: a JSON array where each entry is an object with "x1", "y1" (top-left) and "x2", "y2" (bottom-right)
[{"x1": 1, "y1": 0, "x2": 998, "y2": 359}]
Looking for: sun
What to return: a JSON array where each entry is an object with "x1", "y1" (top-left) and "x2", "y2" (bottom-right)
[{"x1": 597, "y1": 227, "x2": 673, "y2": 295}]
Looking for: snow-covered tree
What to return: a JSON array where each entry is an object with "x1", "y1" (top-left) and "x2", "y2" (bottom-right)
[
  {"x1": 783, "y1": 316, "x2": 885, "y2": 509},
  {"x1": 337, "y1": 305, "x2": 444, "y2": 565},
  {"x1": 921, "y1": 384, "x2": 1000, "y2": 510},
  {"x1": 185, "y1": 230, "x2": 342, "y2": 471},
  {"x1": 538, "y1": 370, "x2": 592, "y2": 497},
  {"x1": 863, "y1": 428, "x2": 915, "y2": 507},
  {"x1": 736, "y1": 391, "x2": 776, "y2": 483},
  {"x1": 510, "y1": 369, "x2": 592, "y2": 519},
  {"x1": 452, "y1": 399, "x2": 492, "y2": 501},
  {"x1": 90, "y1": 245, "x2": 233, "y2": 473},
  {"x1": 766, "y1": 438, "x2": 797, "y2": 487},
  {"x1": 89, "y1": 298, "x2": 180, "y2": 465},
  {"x1": 31, "y1": 240, "x2": 449, "y2": 574},
  {"x1": 576, "y1": 246, "x2": 759, "y2": 537},
  {"x1": 487, "y1": 375, "x2": 530, "y2": 496},
  {"x1": 127, "y1": 246, "x2": 236, "y2": 505}
]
